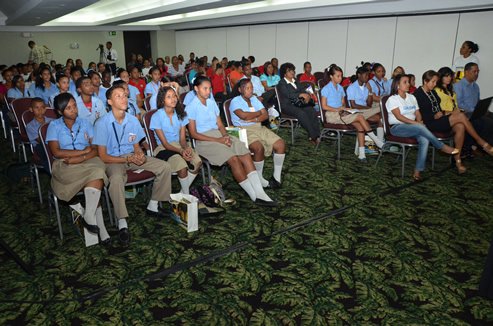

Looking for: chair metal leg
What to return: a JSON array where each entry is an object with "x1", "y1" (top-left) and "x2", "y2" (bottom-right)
[
  {"x1": 401, "y1": 145, "x2": 406, "y2": 178},
  {"x1": 103, "y1": 187, "x2": 113, "y2": 226},
  {"x1": 53, "y1": 195, "x2": 63, "y2": 240},
  {"x1": 431, "y1": 147, "x2": 436, "y2": 170},
  {"x1": 33, "y1": 165, "x2": 43, "y2": 204},
  {"x1": 290, "y1": 121, "x2": 295, "y2": 144},
  {"x1": 10, "y1": 128, "x2": 16, "y2": 152},
  {"x1": 21, "y1": 143, "x2": 27, "y2": 163},
  {"x1": 336, "y1": 132, "x2": 341, "y2": 160},
  {"x1": 0, "y1": 111, "x2": 6, "y2": 139}
]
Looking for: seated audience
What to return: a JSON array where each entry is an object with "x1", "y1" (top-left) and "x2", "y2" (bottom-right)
[
  {"x1": 408, "y1": 74, "x2": 416, "y2": 94},
  {"x1": 145, "y1": 67, "x2": 180, "y2": 110},
  {"x1": 117, "y1": 69, "x2": 142, "y2": 108},
  {"x1": 150, "y1": 87, "x2": 202, "y2": 194},
  {"x1": 453, "y1": 62, "x2": 493, "y2": 155},
  {"x1": 112, "y1": 80, "x2": 140, "y2": 119},
  {"x1": 277, "y1": 62, "x2": 321, "y2": 144},
  {"x1": 210, "y1": 64, "x2": 227, "y2": 101},
  {"x1": 46, "y1": 93, "x2": 110, "y2": 244},
  {"x1": 299, "y1": 61, "x2": 316, "y2": 84},
  {"x1": 7, "y1": 75, "x2": 28, "y2": 99},
  {"x1": 321, "y1": 64, "x2": 384, "y2": 162},
  {"x1": 75, "y1": 76, "x2": 106, "y2": 125},
  {"x1": 128, "y1": 66, "x2": 146, "y2": 99},
  {"x1": 386, "y1": 74, "x2": 459, "y2": 181},
  {"x1": 415, "y1": 70, "x2": 493, "y2": 174},
  {"x1": 34, "y1": 65, "x2": 58, "y2": 104},
  {"x1": 186, "y1": 76, "x2": 277, "y2": 206},
  {"x1": 229, "y1": 61, "x2": 244, "y2": 87},
  {"x1": 26, "y1": 97, "x2": 54, "y2": 172},
  {"x1": 260, "y1": 62, "x2": 280, "y2": 91},
  {"x1": 88, "y1": 71, "x2": 107, "y2": 107},
  {"x1": 49, "y1": 73, "x2": 70, "y2": 107},
  {"x1": 68, "y1": 66, "x2": 84, "y2": 95},
  {"x1": 94, "y1": 84, "x2": 172, "y2": 246},
  {"x1": 230, "y1": 79, "x2": 286, "y2": 188},
  {"x1": 368, "y1": 63, "x2": 391, "y2": 103}
]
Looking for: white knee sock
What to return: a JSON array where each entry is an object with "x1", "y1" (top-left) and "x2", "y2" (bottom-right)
[
  {"x1": 118, "y1": 218, "x2": 128, "y2": 230},
  {"x1": 358, "y1": 147, "x2": 366, "y2": 159},
  {"x1": 273, "y1": 153, "x2": 285, "y2": 183},
  {"x1": 147, "y1": 199, "x2": 159, "y2": 212},
  {"x1": 253, "y1": 160, "x2": 269, "y2": 187},
  {"x1": 84, "y1": 187, "x2": 101, "y2": 225},
  {"x1": 178, "y1": 176, "x2": 189, "y2": 195},
  {"x1": 247, "y1": 171, "x2": 273, "y2": 202},
  {"x1": 187, "y1": 172, "x2": 197, "y2": 187},
  {"x1": 95, "y1": 206, "x2": 110, "y2": 241},
  {"x1": 377, "y1": 127, "x2": 385, "y2": 142},
  {"x1": 239, "y1": 179, "x2": 256, "y2": 201},
  {"x1": 367, "y1": 131, "x2": 384, "y2": 149}
]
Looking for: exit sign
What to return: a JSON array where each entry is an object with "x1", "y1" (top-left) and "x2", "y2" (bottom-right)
[{"x1": 108, "y1": 31, "x2": 116, "y2": 36}]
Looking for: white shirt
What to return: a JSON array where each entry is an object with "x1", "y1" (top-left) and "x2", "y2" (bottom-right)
[
  {"x1": 386, "y1": 93, "x2": 419, "y2": 125},
  {"x1": 284, "y1": 77, "x2": 297, "y2": 89},
  {"x1": 103, "y1": 48, "x2": 118, "y2": 64},
  {"x1": 452, "y1": 54, "x2": 479, "y2": 72}
]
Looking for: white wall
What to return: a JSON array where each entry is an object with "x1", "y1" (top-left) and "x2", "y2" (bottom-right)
[
  {"x1": 150, "y1": 30, "x2": 176, "y2": 60},
  {"x1": 0, "y1": 31, "x2": 125, "y2": 68},
  {"x1": 175, "y1": 11, "x2": 493, "y2": 97}
]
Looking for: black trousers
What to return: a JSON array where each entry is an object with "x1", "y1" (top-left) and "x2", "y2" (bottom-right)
[{"x1": 281, "y1": 104, "x2": 321, "y2": 140}]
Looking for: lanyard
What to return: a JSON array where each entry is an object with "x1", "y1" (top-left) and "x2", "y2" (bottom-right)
[
  {"x1": 68, "y1": 124, "x2": 81, "y2": 150},
  {"x1": 111, "y1": 122, "x2": 126, "y2": 155},
  {"x1": 374, "y1": 78, "x2": 385, "y2": 95}
]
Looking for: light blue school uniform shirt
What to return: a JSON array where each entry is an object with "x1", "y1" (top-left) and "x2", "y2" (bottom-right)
[
  {"x1": 26, "y1": 83, "x2": 36, "y2": 98},
  {"x1": 346, "y1": 82, "x2": 369, "y2": 107},
  {"x1": 75, "y1": 95, "x2": 107, "y2": 125},
  {"x1": 69, "y1": 80, "x2": 77, "y2": 95},
  {"x1": 260, "y1": 74, "x2": 280, "y2": 87},
  {"x1": 185, "y1": 96, "x2": 219, "y2": 133},
  {"x1": 26, "y1": 117, "x2": 54, "y2": 145},
  {"x1": 128, "y1": 84, "x2": 139, "y2": 102},
  {"x1": 454, "y1": 78, "x2": 480, "y2": 114},
  {"x1": 7, "y1": 88, "x2": 28, "y2": 99},
  {"x1": 183, "y1": 91, "x2": 214, "y2": 107},
  {"x1": 321, "y1": 82, "x2": 345, "y2": 108},
  {"x1": 94, "y1": 87, "x2": 107, "y2": 107},
  {"x1": 368, "y1": 77, "x2": 390, "y2": 97},
  {"x1": 34, "y1": 83, "x2": 58, "y2": 104},
  {"x1": 127, "y1": 98, "x2": 139, "y2": 117},
  {"x1": 93, "y1": 111, "x2": 146, "y2": 157},
  {"x1": 230, "y1": 95, "x2": 263, "y2": 127},
  {"x1": 144, "y1": 81, "x2": 160, "y2": 110},
  {"x1": 150, "y1": 109, "x2": 189, "y2": 145},
  {"x1": 46, "y1": 117, "x2": 93, "y2": 150}
]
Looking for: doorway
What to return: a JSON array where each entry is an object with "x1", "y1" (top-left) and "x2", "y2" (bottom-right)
[{"x1": 123, "y1": 31, "x2": 151, "y2": 68}]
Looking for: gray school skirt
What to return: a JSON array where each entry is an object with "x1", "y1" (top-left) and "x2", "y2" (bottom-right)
[
  {"x1": 325, "y1": 107, "x2": 380, "y2": 124},
  {"x1": 51, "y1": 157, "x2": 108, "y2": 201},
  {"x1": 195, "y1": 130, "x2": 250, "y2": 165}
]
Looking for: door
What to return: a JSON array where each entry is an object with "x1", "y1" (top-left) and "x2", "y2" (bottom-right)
[{"x1": 123, "y1": 31, "x2": 151, "y2": 68}]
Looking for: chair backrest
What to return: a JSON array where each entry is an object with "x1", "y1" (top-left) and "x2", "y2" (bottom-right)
[
  {"x1": 142, "y1": 109, "x2": 159, "y2": 155},
  {"x1": 343, "y1": 85, "x2": 350, "y2": 108},
  {"x1": 379, "y1": 95, "x2": 391, "y2": 136},
  {"x1": 296, "y1": 73, "x2": 302, "y2": 81},
  {"x1": 317, "y1": 89, "x2": 327, "y2": 124},
  {"x1": 12, "y1": 99, "x2": 35, "y2": 142},
  {"x1": 223, "y1": 99, "x2": 233, "y2": 127},
  {"x1": 144, "y1": 95, "x2": 152, "y2": 112},
  {"x1": 21, "y1": 108, "x2": 57, "y2": 129},
  {"x1": 38, "y1": 122, "x2": 54, "y2": 173},
  {"x1": 179, "y1": 91, "x2": 189, "y2": 105},
  {"x1": 318, "y1": 78, "x2": 328, "y2": 89},
  {"x1": 314, "y1": 71, "x2": 324, "y2": 82}
]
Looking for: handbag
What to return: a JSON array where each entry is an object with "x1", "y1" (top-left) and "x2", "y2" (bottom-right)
[{"x1": 291, "y1": 95, "x2": 314, "y2": 108}]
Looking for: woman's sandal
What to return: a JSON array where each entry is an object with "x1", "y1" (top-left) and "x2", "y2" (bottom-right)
[
  {"x1": 482, "y1": 143, "x2": 493, "y2": 156},
  {"x1": 412, "y1": 173, "x2": 422, "y2": 182},
  {"x1": 455, "y1": 159, "x2": 467, "y2": 174}
]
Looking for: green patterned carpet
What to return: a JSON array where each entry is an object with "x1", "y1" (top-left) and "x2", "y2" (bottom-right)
[{"x1": 1, "y1": 128, "x2": 493, "y2": 325}]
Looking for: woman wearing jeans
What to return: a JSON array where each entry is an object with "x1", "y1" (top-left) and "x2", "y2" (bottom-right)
[{"x1": 386, "y1": 74, "x2": 459, "y2": 181}]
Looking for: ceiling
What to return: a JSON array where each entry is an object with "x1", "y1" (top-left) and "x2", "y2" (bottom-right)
[{"x1": 0, "y1": 0, "x2": 492, "y2": 30}]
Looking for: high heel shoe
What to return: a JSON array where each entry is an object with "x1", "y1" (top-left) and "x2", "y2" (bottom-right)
[
  {"x1": 455, "y1": 159, "x2": 467, "y2": 174},
  {"x1": 482, "y1": 143, "x2": 493, "y2": 156}
]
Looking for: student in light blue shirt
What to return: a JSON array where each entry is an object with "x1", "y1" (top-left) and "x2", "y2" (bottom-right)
[
  {"x1": 144, "y1": 67, "x2": 180, "y2": 110},
  {"x1": 346, "y1": 67, "x2": 373, "y2": 109},
  {"x1": 46, "y1": 92, "x2": 110, "y2": 244},
  {"x1": 112, "y1": 80, "x2": 140, "y2": 119},
  {"x1": 94, "y1": 84, "x2": 172, "y2": 246},
  {"x1": 150, "y1": 87, "x2": 202, "y2": 194},
  {"x1": 7, "y1": 75, "x2": 29, "y2": 99},
  {"x1": 49, "y1": 73, "x2": 71, "y2": 108},
  {"x1": 26, "y1": 97, "x2": 54, "y2": 172},
  {"x1": 368, "y1": 63, "x2": 391, "y2": 102},
  {"x1": 229, "y1": 79, "x2": 285, "y2": 189},
  {"x1": 75, "y1": 76, "x2": 106, "y2": 125},
  {"x1": 186, "y1": 76, "x2": 276, "y2": 207},
  {"x1": 68, "y1": 66, "x2": 83, "y2": 95},
  {"x1": 88, "y1": 71, "x2": 107, "y2": 107},
  {"x1": 34, "y1": 66, "x2": 58, "y2": 104},
  {"x1": 260, "y1": 62, "x2": 280, "y2": 90}
]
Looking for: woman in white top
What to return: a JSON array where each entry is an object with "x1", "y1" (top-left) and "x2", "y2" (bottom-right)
[
  {"x1": 386, "y1": 74, "x2": 459, "y2": 181},
  {"x1": 452, "y1": 41, "x2": 479, "y2": 81}
]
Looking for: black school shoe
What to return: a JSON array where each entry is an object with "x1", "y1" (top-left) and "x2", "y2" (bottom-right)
[
  {"x1": 255, "y1": 198, "x2": 278, "y2": 207},
  {"x1": 118, "y1": 228, "x2": 130, "y2": 246},
  {"x1": 268, "y1": 177, "x2": 281, "y2": 189},
  {"x1": 146, "y1": 205, "x2": 171, "y2": 218}
]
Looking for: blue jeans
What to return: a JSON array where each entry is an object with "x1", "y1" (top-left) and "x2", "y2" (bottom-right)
[{"x1": 391, "y1": 123, "x2": 444, "y2": 172}]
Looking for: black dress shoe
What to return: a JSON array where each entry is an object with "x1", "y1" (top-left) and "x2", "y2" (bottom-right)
[
  {"x1": 146, "y1": 207, "x2": 170, "y2": 218},
  {"x1": 255, "y1": 198, "x2": 278, "y2": 207},
  {"x1": 80, "y1": 218, "x2": 100, "y2": 234},
  {"x1": 118, "y1": 228, "x2": 130, "y2": 246},
  {"x1": 100, "y1": 237, "x2": 111, "y2": 246},
  {"x1": 268, "y1": 177, "x2": 281, "y2": 189}
]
